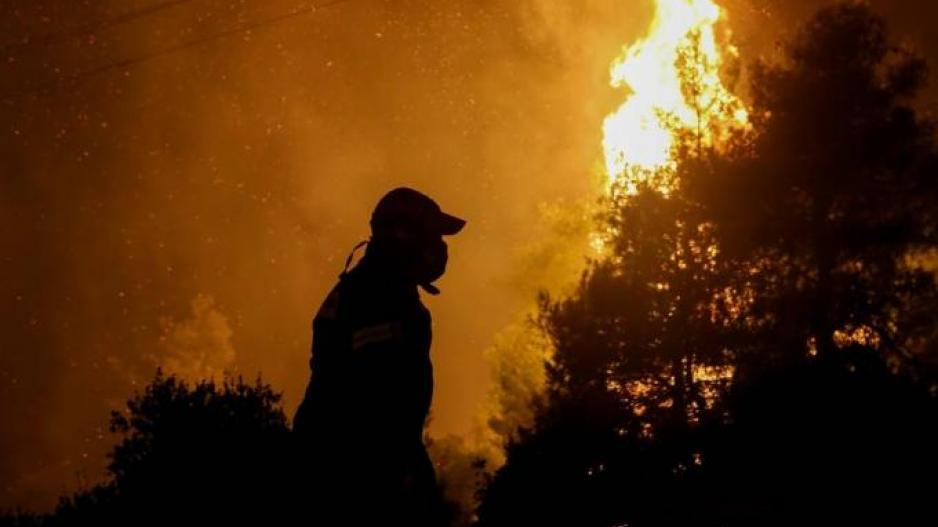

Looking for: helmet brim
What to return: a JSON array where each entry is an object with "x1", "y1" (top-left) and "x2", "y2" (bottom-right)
[{"x1": 437, "y1": 212, "x2": 466, "y2": 235}]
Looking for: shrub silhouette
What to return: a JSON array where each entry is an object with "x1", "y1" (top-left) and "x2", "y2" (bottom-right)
[
  {"x1": 6, "y1": 371, "x2": 293, "y2": 526},
  {"x1": 696, "y1": 348, "x2": 938, "y2": 526}
]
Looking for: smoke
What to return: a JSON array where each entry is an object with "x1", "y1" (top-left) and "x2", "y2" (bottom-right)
[
  {"x1": 158, "y1": 294, "x2": 236, "y2": 382},
  {"x1": 428, "y1": 1, "x2": 938, "y2": 519},
  {"x1": 2, "y1": 0, "x2": 937, "y2": 513}
]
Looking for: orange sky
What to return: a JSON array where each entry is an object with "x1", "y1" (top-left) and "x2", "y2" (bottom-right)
[{"x1": 2, "y1": 0, "x2": 935, "y2": 511}]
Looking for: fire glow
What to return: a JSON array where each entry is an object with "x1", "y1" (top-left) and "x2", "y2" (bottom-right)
[{"x1": 601, "y1": 0, "x2": 749, "y2": 194}]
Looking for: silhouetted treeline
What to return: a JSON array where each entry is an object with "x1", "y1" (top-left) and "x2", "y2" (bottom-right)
[
  {"x1": 0, "y1": 370, "x2": 460, "y2": 527},
  {"x1": 0, "y1": 372, "x2": 294, "y2": 526},
  {"x1": 477, "y1": 3, "x2": 938, "y2": 526}
]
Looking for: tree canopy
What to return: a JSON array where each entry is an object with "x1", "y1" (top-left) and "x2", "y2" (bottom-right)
[{"x1": 477, "y1": 3, "x2": 938, "y2": 526}]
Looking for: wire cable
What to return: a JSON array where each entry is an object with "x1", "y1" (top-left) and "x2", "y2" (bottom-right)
[
  {"x1": 2, "y1": 0, "x2": 197, "y2": 53},
  {"x1": 3, "y1": 0, "x2": 355, "y2": 101}
]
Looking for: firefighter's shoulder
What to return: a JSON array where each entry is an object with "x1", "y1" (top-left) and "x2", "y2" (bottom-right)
[{"x1": 314, "y1": 282, "x2": 344, "y2": 322}]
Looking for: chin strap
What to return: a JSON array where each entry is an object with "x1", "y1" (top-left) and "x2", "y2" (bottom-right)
[
  {"x1": 340, "y1": 240, "x2": 369, "y2": 278},
  {"x1": 419, "y1": 282, "x2": 440, "y2": 295},
  {"x1": 342, "y1": 239, "x2": 441, "y2": 295}
]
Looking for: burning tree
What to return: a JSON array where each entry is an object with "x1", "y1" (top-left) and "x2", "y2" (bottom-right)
[
  {"x1": 478, "y1": 2, "x2": 938, "y2": 526},
  {"x1": 684, "y1": 2, "x2": 938, "y2": 375},
  {"x1": 479, "y1": 0, "x2": 753, "y2": 524}
]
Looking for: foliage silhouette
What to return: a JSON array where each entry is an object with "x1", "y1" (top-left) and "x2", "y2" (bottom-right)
[
  {"x1": 478, "y1": 186, "x2": 738, "y2": 527},
  {"x1": 696, "y1": 347, "x2": 937, "y2": 525},
  {"x1": 478, "y1": 3, "x2": 938, "y2": 526},
  {"x1": 685, "y1": 2, "x2": 938, "y2": 371},
  {"x1": 2, "y1": 371, "x2": 293, "y2": 526},
  {"x1": 0, "y1": 369, "x2": 465, "y2": 526}
]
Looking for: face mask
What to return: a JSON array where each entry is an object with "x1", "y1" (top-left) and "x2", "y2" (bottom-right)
[{"x1": 417, "y1": 238, "x2": 447, "y2": 294}]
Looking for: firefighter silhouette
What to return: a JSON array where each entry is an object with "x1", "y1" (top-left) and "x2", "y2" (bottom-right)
[{"x1": 293, "y1": 187, "x2": 465, "y2": 525}]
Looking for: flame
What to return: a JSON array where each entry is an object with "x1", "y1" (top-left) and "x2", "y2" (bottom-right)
[
  {"x1": 479, "y1": 0, "x2": 752, "y2": 467},
  {"x1": 602, "y1": 0, "x2": 748, "y2": 194}
]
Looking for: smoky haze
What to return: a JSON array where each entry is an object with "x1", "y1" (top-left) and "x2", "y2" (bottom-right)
[
  {"x1": 0, "y1": 0, "x2": 648, "y2": 509},
  {"x1": 1, "y1": 0, "x2": 935, "y2": 511}
]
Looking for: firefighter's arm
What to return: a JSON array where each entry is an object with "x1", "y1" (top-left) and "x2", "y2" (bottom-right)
[{"x1": 348, "y1": 317, "x2": 427, "y2": 445}]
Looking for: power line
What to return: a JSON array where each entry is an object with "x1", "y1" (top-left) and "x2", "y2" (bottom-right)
[
  {"x1": 4, "y1": 0, "x2": 355, "y2": 101},
  {"x1": 1, "y1": 0, "x2": 197, "y2": 53},
  {"x1": 86, "y1": 0, "x2": 354, "y2": 77}
]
